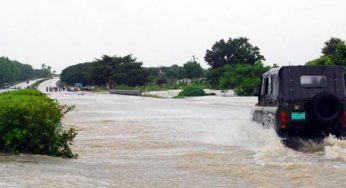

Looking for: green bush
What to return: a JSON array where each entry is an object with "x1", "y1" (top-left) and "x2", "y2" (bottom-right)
[
  {"x1": 177, "y1": 87, "x2": 206, "y2": 97},
  {"x1": 234, "y1": 77, "x2": 261, "y2": 96},
  {"x1": 3, "y1": 89, "x2": 46, "y2": 96},
  {"x1": 219, "y1": 61, "x2": 271, "y2": 96},
  {"x1": 0, "y1": 89, "x2": 77, "y2": 158}
]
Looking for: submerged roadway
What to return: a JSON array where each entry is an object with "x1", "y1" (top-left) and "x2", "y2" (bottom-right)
[{"x1": 1, "y1": 78, "x2": 346, "y2": 187}]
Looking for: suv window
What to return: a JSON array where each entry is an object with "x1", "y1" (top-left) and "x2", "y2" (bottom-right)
[
  {"x1": 300, "y1": 75, "x2": 327, "y2": 88},
  {"x1": 261, "y1": 77, "x2": 267, "y2": 95},
  {"x1": 268, "y1": 76, "x2": 272, "y2": 94},
  {"x1": 261, "y1": 77, "x2": 273, "y2": 96}
]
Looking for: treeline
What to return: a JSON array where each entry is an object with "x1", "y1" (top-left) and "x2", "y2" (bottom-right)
[
  {"x1": 61, "y1": 55, "x2": 148, "y2": 87},
  {"x1": 61, "y1": 56, "x2": 205, "y2": 87},
  {"x1": 61, "y1": 36, "x2": 346, "y2": 96},
  {"x1": 60, "y1": 37, "x2": 272, "y2": 95},
  {"x1": 146, "y1": 60, "x2": 205, "y2": 85},
  {"x1": 0, "y1": 57, "x2": 34, "y2": 84},
  {"x1": 0, "y1": 57, "x2": 52, "y2": 85}
]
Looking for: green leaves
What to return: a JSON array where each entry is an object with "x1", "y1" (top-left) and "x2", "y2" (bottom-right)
[
  {"x1": 306, "y1": 38, "x2": 346, "y2": 76},
  {"x1": 60, "y1": 55, "x2": 148, "y2": 87},
  {"x1": 322, "y1": 37, "x2": 344, "y2": 56},
  {"x1": 0, "y1": 57, "x2": 53, "y2": 86},
  {"x1": 332, "y1": 43, "x2": 346, "y2": 66},
  {"x1": 205, "y1": 37, "x2": 265, "y2": 68},
  {"x1": 219, "y1": 61, "x2": 270, "y2": 96},
  {"x1": 204, "y1": 37, "x2": 267, "y2": 92},
  {"x1": 0, "y1": 57, "x2": 35, "y2": 85},
  {"x1": 177, "y1": 87, "x2": 206, "y2": 97},
  {"x1": 182, "y1": 61, "x2": 204, "y2": 79},
  {"x1": 0, "y1": 89, "x2": 77, "y2": 158}
]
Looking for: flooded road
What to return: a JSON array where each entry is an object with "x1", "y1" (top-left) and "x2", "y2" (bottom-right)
[
  {"x1": 1, "y1": 91, "x2": 346, "y2": 187},
  {"x1": 0, "y1": 78, "x2": 44, "y2": 93}
]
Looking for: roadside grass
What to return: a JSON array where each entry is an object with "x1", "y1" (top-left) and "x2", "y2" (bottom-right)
[
  {"x1": 30, "y1": 78, "x2": 51, "y2": 88},
  {"x1": 112, "y1": 81, "x2": 211, "y2": 92},
  {"x1": 174, "y1": 87, "x2": 216, "y2": 99}
]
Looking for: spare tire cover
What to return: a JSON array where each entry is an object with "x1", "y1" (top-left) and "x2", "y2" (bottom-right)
[{"x1": 312, "y1": 92, "x2": 342, "y2": 124}]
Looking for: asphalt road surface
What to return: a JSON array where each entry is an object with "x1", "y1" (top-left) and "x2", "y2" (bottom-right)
[{"x1": 0, "y1": 78, "x2": 43, "y2": 93}]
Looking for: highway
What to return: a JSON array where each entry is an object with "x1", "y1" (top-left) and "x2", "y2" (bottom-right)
[{"x1": 0, "y1": 78, "x2": 346, "y2": 187}]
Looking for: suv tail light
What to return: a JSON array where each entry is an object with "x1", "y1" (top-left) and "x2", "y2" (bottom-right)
[
  {"x1": 280, "y1": 112, "x2": 287, "y2": 123},
  {"x1": 280, "y1": 111, "x2": 287, "y2": 129}
]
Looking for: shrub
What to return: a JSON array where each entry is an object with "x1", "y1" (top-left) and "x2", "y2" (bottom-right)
[
  {"x1": 177, "y1": 87, "x2": 206, "y2": 97},
  {"x1": 234, "y1": 77, "x2": 261, "y2": 96},
  {"x1": 0, "y1": 89, "x2": 77, "y2": 158},
  {"x1": 4, "y1": 89, "x2": 46, "y2": 96},
  {"x1": 219, "y1": 62, "x2": 271, "y2": 96}
]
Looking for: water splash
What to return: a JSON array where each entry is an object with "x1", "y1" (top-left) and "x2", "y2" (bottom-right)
[{"x1": 323, "y1": 136, "x2": 346, "y2": 161}]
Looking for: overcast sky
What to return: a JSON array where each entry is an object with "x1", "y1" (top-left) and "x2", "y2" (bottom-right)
[{"x1": 0, "y1": 0, "x2": 345, "y2": 72}]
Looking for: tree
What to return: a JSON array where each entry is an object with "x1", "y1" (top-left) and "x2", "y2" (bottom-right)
[
  {"x1": 165, "y1": 64, "x2": 184, "y2": 79},
  {"x1": 182, "y1": 60, "x2": 204, "y2": 79},
  {"x1": 322, "y1": 37, "x2": 344, "y2": 56},
  {"x1": 118, "y1": 57, "x2": 148, "y2": 86},
  {"x1": 61, "y1": 54, "x2": 148, "y2": 86},
  {"x1": 90, "y1": 63, "x2": 112, "y2": 85},
  {"x1": 146, "y1": 67, "x2": 160, "y2": 83},
  {"x1": 206, "y1": 67, "x2": 224, "y2": 88},
  {"x1": 34, "y1": 68, "x2": 53, "y2": 78},
  {"x1": 60, "y1": 63, "x2": 92, "y2": 85},
  {"x1": 47, "y1": 66, "x2": 52, "y2": 73},
  {"x1": 219, "y1": 61, "x2": 271, "y2": 96},
  {"x1": 0, "y1": 57, "x2": 36, "y2": 85},
  {"x1": 331, "y1": 43, "x2": 346, "y2": 66},
  {"x1": 306, "y1": 38, "x2": 346, "y2": 67},
  {"x1": 156, "y1": 75, "x2": 168, "y2": 85},
  {"x1": 205, "y1": 37, "x2": 265, "y2": 68},
  {"x1": 306, "y1": 56, "x2": 333, "y2": 66}
]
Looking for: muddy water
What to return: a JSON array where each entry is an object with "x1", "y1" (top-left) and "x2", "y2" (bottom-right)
[{"x1": 1, "y1": 93, "x2": 346, "y2": 187}]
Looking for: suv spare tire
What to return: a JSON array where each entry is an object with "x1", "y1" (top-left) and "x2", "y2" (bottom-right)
[{"x1": 312, "y1": 92, "x2": 342, "y2": 124}]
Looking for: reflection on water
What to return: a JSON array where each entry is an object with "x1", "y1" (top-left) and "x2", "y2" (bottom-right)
[{"x1": 1, "y1": 92, "x2": 346, "y2": 187}]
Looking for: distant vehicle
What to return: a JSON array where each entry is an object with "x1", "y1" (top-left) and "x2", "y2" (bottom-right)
[
  {"x1": 83, "y1": 86, "x2": 95, "y2": 91},
  {"x1": 75, "y1": 83, "x2": 83, "y2": 90},
  {"x1": 252, "y1": 66, "x2": 346, "y2": 140},
  {"x1": 67, "y1": 87, "x2": 77, "y2": 92},
  {"x1": 2, "y1": 83, "x2": 10, "y2": 89}
]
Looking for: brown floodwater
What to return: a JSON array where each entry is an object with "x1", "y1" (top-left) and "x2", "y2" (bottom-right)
[{"x1": 1, "y1": 88, "x2": 346, "y2": 187}]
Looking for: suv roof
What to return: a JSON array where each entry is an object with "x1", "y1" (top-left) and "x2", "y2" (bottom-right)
[{"x1": 261, "y1": 65, "x2": 346, "y2": 100}]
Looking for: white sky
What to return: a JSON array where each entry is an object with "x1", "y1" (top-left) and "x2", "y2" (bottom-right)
[{"x1": 0, "y1": 0, "x2": 345, "y2": 72}]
